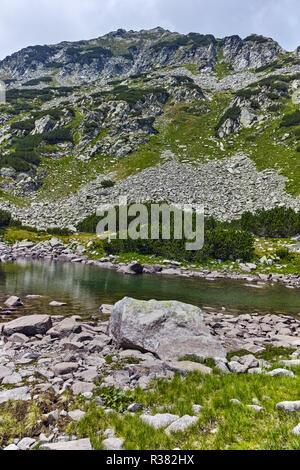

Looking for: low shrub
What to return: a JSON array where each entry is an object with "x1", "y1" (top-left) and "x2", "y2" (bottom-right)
[
  {"x1": 275, "y1": 247, "x2": 294, "y2": 261},
  {"x1": 280, "y1": 110, "x2": 300, "y2": 127},
  {"x1": 11, "y1": 119, "x2": 35, "y2": 133},
  {"x1": 0, "y1": 209, "x2": 11, "y2": 227},
  {"x1": 240, "y1": 207, "x2": 300, "y2": 237},
  {"x1": 101, "y1": 180, "x2": 115, "y2": 188}
]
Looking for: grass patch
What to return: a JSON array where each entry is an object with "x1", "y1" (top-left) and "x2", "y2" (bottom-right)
[{"x1": 69, "y1": 370, "x2": 300, "y2": 450}]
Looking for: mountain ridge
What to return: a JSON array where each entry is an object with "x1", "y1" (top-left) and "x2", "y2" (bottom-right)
[
  {"x1": 0, "y1": 27, "x2": 299, "y2": 229},
  {"x1": 0, "y1": 28, "x2": 286, "y2": 85}
]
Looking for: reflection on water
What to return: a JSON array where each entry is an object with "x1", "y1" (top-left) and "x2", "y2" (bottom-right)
[{"x1": 0, "y1": 260, "x2": 299, "y2": 320}]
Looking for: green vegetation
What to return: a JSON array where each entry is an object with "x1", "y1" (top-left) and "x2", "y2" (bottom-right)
[
  {"x1": 101, "y1": 180, "x2": 115, "y2": 188},
  {"x1": 23, "y1": 77, "x2": 52, "y2": 86},
  {"x1": 240, "y1": 207, "x2": 300, "y2": 237},
  {"x1": 77, "y1": 206, "x2": 255, "y2": 262},
  {"x1": 280, "y1": 110, "x2": 300, "y2": 128},
  {"x1": 215, "y1": 105, "x2": 241, "y2": 132},
  {"x1": 68, "y1": 366, "x2": 300, "y2": 450},
  {"x1": 151, "y1": 33, "x2": 216, "y2": 52},
  {"x1": 244, "y1": 35, "x2": 270, "y2": 44},
  {"x1": 0, "y1": 209, "x2": 11, "y2": 227},
  {"x1": 275, "y1": 247, "x2": 294, "y2": 262},
  {"x1": 10, "y1": 119, "x2": 35, "y2": 133},
  {"x1": 112, "y1": 85, "x2": 169, "y2": 106}
]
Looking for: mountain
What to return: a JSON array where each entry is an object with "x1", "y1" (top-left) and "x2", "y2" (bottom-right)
[{"x1": 0, "y1": 27, "x2": 299, "y2": 229}]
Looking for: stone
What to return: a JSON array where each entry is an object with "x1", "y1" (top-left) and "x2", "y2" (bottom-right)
[
  {"x1": 46, "y1": 409, "x2": 59, "y2": 424},
  {"x1": 4, "y1": 444, "x2": 19, "y2": 450},
  {"x1": 109, "y1": 298, "x2": 226, "y2": 361},
  {"x1": 230, "y1": 399, "x2": 242, "y2": 405},
  {"x1": 17, "y1": 437, "x2": 36, "y2": 450},
  {"x1": 140, "y1": 413, "x2": 179, "y2": 429},
  {"x1": 41, "y1": 438, "x2": 92, "y2": 450},
  {"x1": 266, "y1": 369, "x2": 295, "y2": 378},
  {"x1": 10, "y1": 333, "x2": 28, "y2": 344},
  {"x1": 214, "y1": 359, "x2": 230, "y2": 374},
  {"x1": 239, "y1": 354, "x2": 258, "y2": 369},
  {"x1": 127, "y1": 403, "x2": 143, "y2": 412},
  {"x1": 166, "y1": 361, "x2": 212, "y2": 375},
  {"x1": 279, "y1": 360, "x2": 300, "y2": 367},
  {"x1": 117, "y1": 262, "x2": 143, "y2": 275},
  {"x1": 0, "y1": 365, "x2": 12, "y2": 380},
  {"x1": 68, "y1": 410, "x2": 86, "y2": 421},
  {"x1": 228, "y1": 361, "x2": 248, "y2": 374},
  {"x1": 103, "y1": 429, "x2": 115, "y2": 438},
  {"x1": 3, "y1": 315, "x2": 52, "y2": 337},
  {"x1": 49, "y1": 301, "x2": 67, "y2": 307},
  {"x1": 99, "y1": 304, "x2": 113, "y2": 315},
  {"x1": 72, "y1": 381, "x2": 95, "y2": 395},
  {"x1": 248, "y1": 367, "x2": 263, "y2": 374},
  {"x1": 276, "y1": 401, "x2": 300, "y2": 412},
  {"x1": 165, "y1": 415, "x2": 198, "y2": 435},
  {"x1": 78, "y1": 369, "x2": 98, "y2": 382},
  {"x1": 102, "y1": 437, "x2": 124, "y2": 450},
  {"x1": 291, "y1": 423, "x2": 300, "y2": 436},
  {"x1": 48, "y1": 317, "x2": 81, "y2": 338},
  {"x1": 4, "y1": 296, "x2": 23, "y2": 308},
  {"x1": 0, "y1": 386, "x2": 31, "y2": 404},
  {"x1": 247, "y1": 405, "x2": 263, "y2": 412},
  {"x1": 2, "y1": 372, "x2": 22, "y2": 385},
  {"x1": 192, "y1": 404, "x2": 204, "y2": 414},
  {"x1": 52, "y1": 362, "x2": 79, "y2": 375}
]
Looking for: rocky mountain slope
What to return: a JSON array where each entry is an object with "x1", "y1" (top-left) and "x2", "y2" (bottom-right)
[{"x1": 0, "y1": 27, "x2": 300, "y2": 228}]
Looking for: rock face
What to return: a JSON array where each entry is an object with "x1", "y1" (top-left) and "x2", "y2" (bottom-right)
[
  {"x1": 109, "y1": 297, "x2": 226, "y2": 361},
  {"x1": 3, "y1": 315, "x2": 52, "y2": 337}
]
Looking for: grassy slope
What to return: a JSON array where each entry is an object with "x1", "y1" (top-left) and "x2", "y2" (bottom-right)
[{"x1": 35, "y1": 91, "x2": 300, "y2": 201}]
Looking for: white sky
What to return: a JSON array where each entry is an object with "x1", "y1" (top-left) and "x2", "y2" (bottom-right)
[{"x1": 0, "y1": 0, "x2": 299, "y2": 60}]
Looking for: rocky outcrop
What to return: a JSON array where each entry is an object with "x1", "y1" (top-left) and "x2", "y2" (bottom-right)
[{"x1": 109, "y1": 297, "x2": 226, "y2": 361}]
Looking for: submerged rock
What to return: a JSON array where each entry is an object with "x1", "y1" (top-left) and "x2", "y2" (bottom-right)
[{"x1": 4, "y1": 296, "x2": 23, "y2": 308}]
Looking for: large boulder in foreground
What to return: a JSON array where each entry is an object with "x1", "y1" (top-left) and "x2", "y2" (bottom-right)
[
  {"x1": 2, "y1": 315, "x2": 52, "y2": 337},
  {"x1": 109, "y1": 297, "x2": 226, "y2": 361}
]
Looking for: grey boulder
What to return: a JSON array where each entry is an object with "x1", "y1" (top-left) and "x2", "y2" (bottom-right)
[
  {"x1": 140, "y1": 413, "x2": 179, "y2": 429},
  {"x1": 102, "y1": 437, "x2": 124, "y2": 450},
  {"x1": 0, "y1": 386, "x2": 31, "y2": 404},
  {"x1": 165, "y1": 415, "x2": 198, "y2": 435},
  {"x1": 109, "y1": 298, "x2": 226, "y2": 361},
  {"x1": 48, "y1": 317, "x2": 81, "y2": 338},
  {"x1": 2, "y1": 315, "x2": 52, "y2": 337},
  {"x1": 276, "y1": 401, "x2": 300, "y2": 412}
]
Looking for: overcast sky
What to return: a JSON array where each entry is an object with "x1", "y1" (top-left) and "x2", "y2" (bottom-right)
[{"x1": 0, "y1": 0, "x2": 299, "y2": 60}]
